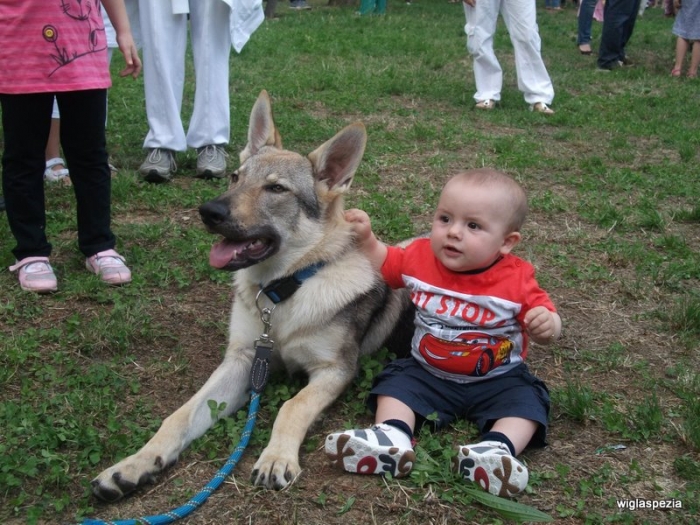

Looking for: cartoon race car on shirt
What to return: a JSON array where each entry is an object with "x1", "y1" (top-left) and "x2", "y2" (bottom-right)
[{"x1": 418, "y1": 332, "x2": 514, "y2": 376}]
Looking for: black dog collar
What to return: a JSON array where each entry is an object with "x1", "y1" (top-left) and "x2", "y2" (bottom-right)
[{"x1": 260, "y1": 262, "x2": 326, "y2": 304}]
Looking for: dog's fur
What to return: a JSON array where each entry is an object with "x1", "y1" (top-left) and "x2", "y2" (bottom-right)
[{"x1": 91, "y1": 90, "x2": 411, "y2": 501}]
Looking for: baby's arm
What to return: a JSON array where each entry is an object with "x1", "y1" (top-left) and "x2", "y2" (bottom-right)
[
  {"x1": 102, "y1": 0, "x2": 141, "y2": 78},
  {"x1": 344, "y1": 209, "x2": 389, "y2": 271},
  {"x1": 524, "y1": 307, "x2": 562, "y2": 345}
]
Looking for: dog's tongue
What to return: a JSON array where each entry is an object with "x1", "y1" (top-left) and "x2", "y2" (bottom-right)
[{"x1": 209, "y1": 239, "x2": 245, "y2": 268}]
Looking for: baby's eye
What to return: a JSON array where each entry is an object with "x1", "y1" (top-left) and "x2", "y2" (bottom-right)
[
  {"x1": 438, "y1": 215, "x2": 450, "y2": 223},
  {"x1": 467, "y1": 222, "x2": 480, "y2": 230}
]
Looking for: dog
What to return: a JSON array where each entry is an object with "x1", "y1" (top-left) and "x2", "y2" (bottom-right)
[{"x1": 90, "y1": 90, "x2": 412, "y2": 501}]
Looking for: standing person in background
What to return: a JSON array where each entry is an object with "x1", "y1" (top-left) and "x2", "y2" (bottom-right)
[
  {"x1": 136, "y1": 0, "x2": 264, "y2": 183},
  {"x1": 670, "y1": 0, "x2": 700, "y2": 78},
  {"x1": 462, "y1": 0, "x2": 556, "y2": 114},
  {"x1": 596, "y1": 0, "x2": 642, "y2": 70},
  {"x1": 44, "y1": 103, "x2": 70, "y2": 183},
  {"x1": 0, "y1": 0, "x2": 141, "y2": 293},
  {"x1": 577, "y1": 0, "x2": 599, "y2": 54}
]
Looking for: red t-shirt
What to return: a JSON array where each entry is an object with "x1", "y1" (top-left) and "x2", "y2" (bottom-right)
[{"x1": 382, "y1": 238, "x2": 556, "y2": 383}]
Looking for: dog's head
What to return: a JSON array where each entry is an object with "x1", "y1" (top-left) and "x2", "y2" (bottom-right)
[{"x1": 199, "y1": 90, "x2": 367, "y2": 272}]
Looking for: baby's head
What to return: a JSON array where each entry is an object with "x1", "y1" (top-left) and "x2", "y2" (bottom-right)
[{"x1": 430, "y1": 168, "x2": 528, "y2": 272}]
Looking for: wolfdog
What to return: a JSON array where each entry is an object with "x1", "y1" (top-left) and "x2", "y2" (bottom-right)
[{"x1": 91, "y1": 90, "x2": 411, "y2": 501}]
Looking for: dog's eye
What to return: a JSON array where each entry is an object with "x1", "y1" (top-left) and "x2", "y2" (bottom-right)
[
  {"x1": 230, "y1": 171, "x2": 239, "y2": 183},
  {"x1": 266, "y1": 184, "x2": 286, "y2": 193}
]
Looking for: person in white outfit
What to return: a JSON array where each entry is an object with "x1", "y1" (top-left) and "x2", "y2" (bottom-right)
[
  {"x1": 463, "y1": 0, "x2": 556, "y2": 114},
  {"x1": 137, "y1": 0, "x2": 264, "y2": 182}
]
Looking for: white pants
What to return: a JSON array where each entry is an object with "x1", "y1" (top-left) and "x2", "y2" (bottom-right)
[
  {"x1": 463, "y1": 0, "x2": 554, "y2": 105},
  {"x1": 139, "y1": 0, "x2": 232, "y2": 151}
]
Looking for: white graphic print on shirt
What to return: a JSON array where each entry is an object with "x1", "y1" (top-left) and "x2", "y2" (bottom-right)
[{"x1": 404, "y1": 275, "x2": 525, "y2": 383}]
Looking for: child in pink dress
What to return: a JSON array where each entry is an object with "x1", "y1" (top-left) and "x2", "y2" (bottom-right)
[{"x1": 0, "y1": 0, "x2": 141, "y2": 293}]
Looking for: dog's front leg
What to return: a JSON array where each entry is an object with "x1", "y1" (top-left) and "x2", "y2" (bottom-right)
[
  {"x1": 91, "y1": 350, "x2": 253, "y2": 502},
  {"x1": 251, "y1": 365, "x2": 352, "y2": 489}
]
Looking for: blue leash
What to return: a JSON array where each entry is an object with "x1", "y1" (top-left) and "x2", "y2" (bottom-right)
[{"x1": 82, "y1": 391, "x2": 261, "y2": 525}]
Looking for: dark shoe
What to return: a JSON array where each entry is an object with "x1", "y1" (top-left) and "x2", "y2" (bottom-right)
[
  {"x1": 619, "y1": 56, "x2": 634, "y2": 66},
  {"x1": 597, "y1": 60, "x2": 623, "y2": 72}
]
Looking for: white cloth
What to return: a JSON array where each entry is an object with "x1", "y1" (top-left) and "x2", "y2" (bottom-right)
[
  {"x1": 463, "y1": 0, "x2": 554, "y2": 105},
  {"x1": 138, "y1": 0, "x2": 263, "y2": 151}
]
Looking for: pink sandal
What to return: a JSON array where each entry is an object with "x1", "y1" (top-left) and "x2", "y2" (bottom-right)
[
  {"x1": 671, "y1": 67, "x2": 682, "y2": 77},
  {"x1": 9, "y1": 257, "x2": 58, "y2": 293}
]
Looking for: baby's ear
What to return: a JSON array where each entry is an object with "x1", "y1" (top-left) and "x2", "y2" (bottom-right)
[{"x1": 500, "y1": 231, "x2": 521, "y2": 255}]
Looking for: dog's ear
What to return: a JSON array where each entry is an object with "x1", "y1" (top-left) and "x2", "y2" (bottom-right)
[
  {"x1": 240, "y1": 90, "x2": 283, "y2": 162},
  {"x1": 308, "y1": 122, "x2": 366, "y2": 192}
]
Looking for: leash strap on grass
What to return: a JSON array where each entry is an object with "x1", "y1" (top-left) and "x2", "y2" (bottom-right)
[{"x1": 82, "y1": 392, "x2": 261, "y2": 525}]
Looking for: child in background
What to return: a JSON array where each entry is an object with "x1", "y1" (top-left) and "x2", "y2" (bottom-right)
[
  {"x1": 671, "y1": 0, "x2": 700, "y2": 78},
  {"x1": 0, "y1": 0, "x2": 141, "y2": 293},
  {"x1": 325, "y1": 169, "x2": 561, "y2": 498}
]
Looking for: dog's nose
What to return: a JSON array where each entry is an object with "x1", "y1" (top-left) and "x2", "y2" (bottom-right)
[{"x1": 199, "y1": 200, "x2": 230, "y2": 227}]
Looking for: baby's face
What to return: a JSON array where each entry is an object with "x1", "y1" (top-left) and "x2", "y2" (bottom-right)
[{"x1": 429, "y1": 179, "x2": 515, "y2": 272}]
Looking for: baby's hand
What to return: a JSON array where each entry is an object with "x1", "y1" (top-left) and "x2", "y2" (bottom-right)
[
  {"x1": 344, "y1": 208, "x2": 373, "y2": 243},
  {"x1": 524, "y1": 306, "x2": 558, "y2": 343}
]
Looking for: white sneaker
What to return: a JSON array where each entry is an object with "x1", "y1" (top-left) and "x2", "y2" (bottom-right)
[
  {"x1": 325, "y1": 424, "x2": 415, "y2": 478},
  {"x1": 452, "y1": 441, "x2": 529, "y2": 497},
  {"x1": 195, "y1": 145, "x2": 228, "y2": 179},
  {"x1": 139, "y1": 148, "x2": 176, "y2": 183}
]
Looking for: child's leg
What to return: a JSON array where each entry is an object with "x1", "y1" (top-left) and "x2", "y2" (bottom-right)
[
  {"x1": 673, "y1": 36, "x2": 689, "y2": 76},
  {"x1": 57, "y1": 89, "x2": 116, "y2": 258},
  {"x1": 688, "y1": 40, "x2": 700, "y2": 78},
  {"x1": 0, "y1": 93, "x2": 54, "y2": 261},
  {"x1": 45, "y1": 118, "x2": 61, "y2": 161},
  {"x1": 44, "y1": 99, "x2": 70, "y2": 182},
  {"x1": 325, "y1": 395, "x2": 416, "y2": 477},
  {"x1": 489, "y1": 416, "x2": 538, "y2": 455}
]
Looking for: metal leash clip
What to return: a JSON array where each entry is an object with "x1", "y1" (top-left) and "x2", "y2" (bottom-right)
[{"x1": 251, "y1": 290, "x2": 276, "y2": 393}]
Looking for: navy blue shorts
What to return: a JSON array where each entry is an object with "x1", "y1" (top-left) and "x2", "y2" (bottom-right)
[{"x1": 368, "y1": 358, "x2": 550, "y2": 448}]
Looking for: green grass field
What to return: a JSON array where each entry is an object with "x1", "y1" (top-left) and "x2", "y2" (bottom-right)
[{"x1": 1, "y1": 1, "x2": 698, "y2": 524}]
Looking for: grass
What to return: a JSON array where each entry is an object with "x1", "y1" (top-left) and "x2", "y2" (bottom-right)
[{"x1": 1, "y1": 1, "x2": 699, "y2": 523}]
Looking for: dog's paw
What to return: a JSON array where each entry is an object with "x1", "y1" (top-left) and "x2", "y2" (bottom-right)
[
  {"x1": 90, "y1": 453, "x2": 175, "y2": 502},
  {"x1": 250, "y1": 450, "x2": 300, "y2": 490}
]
